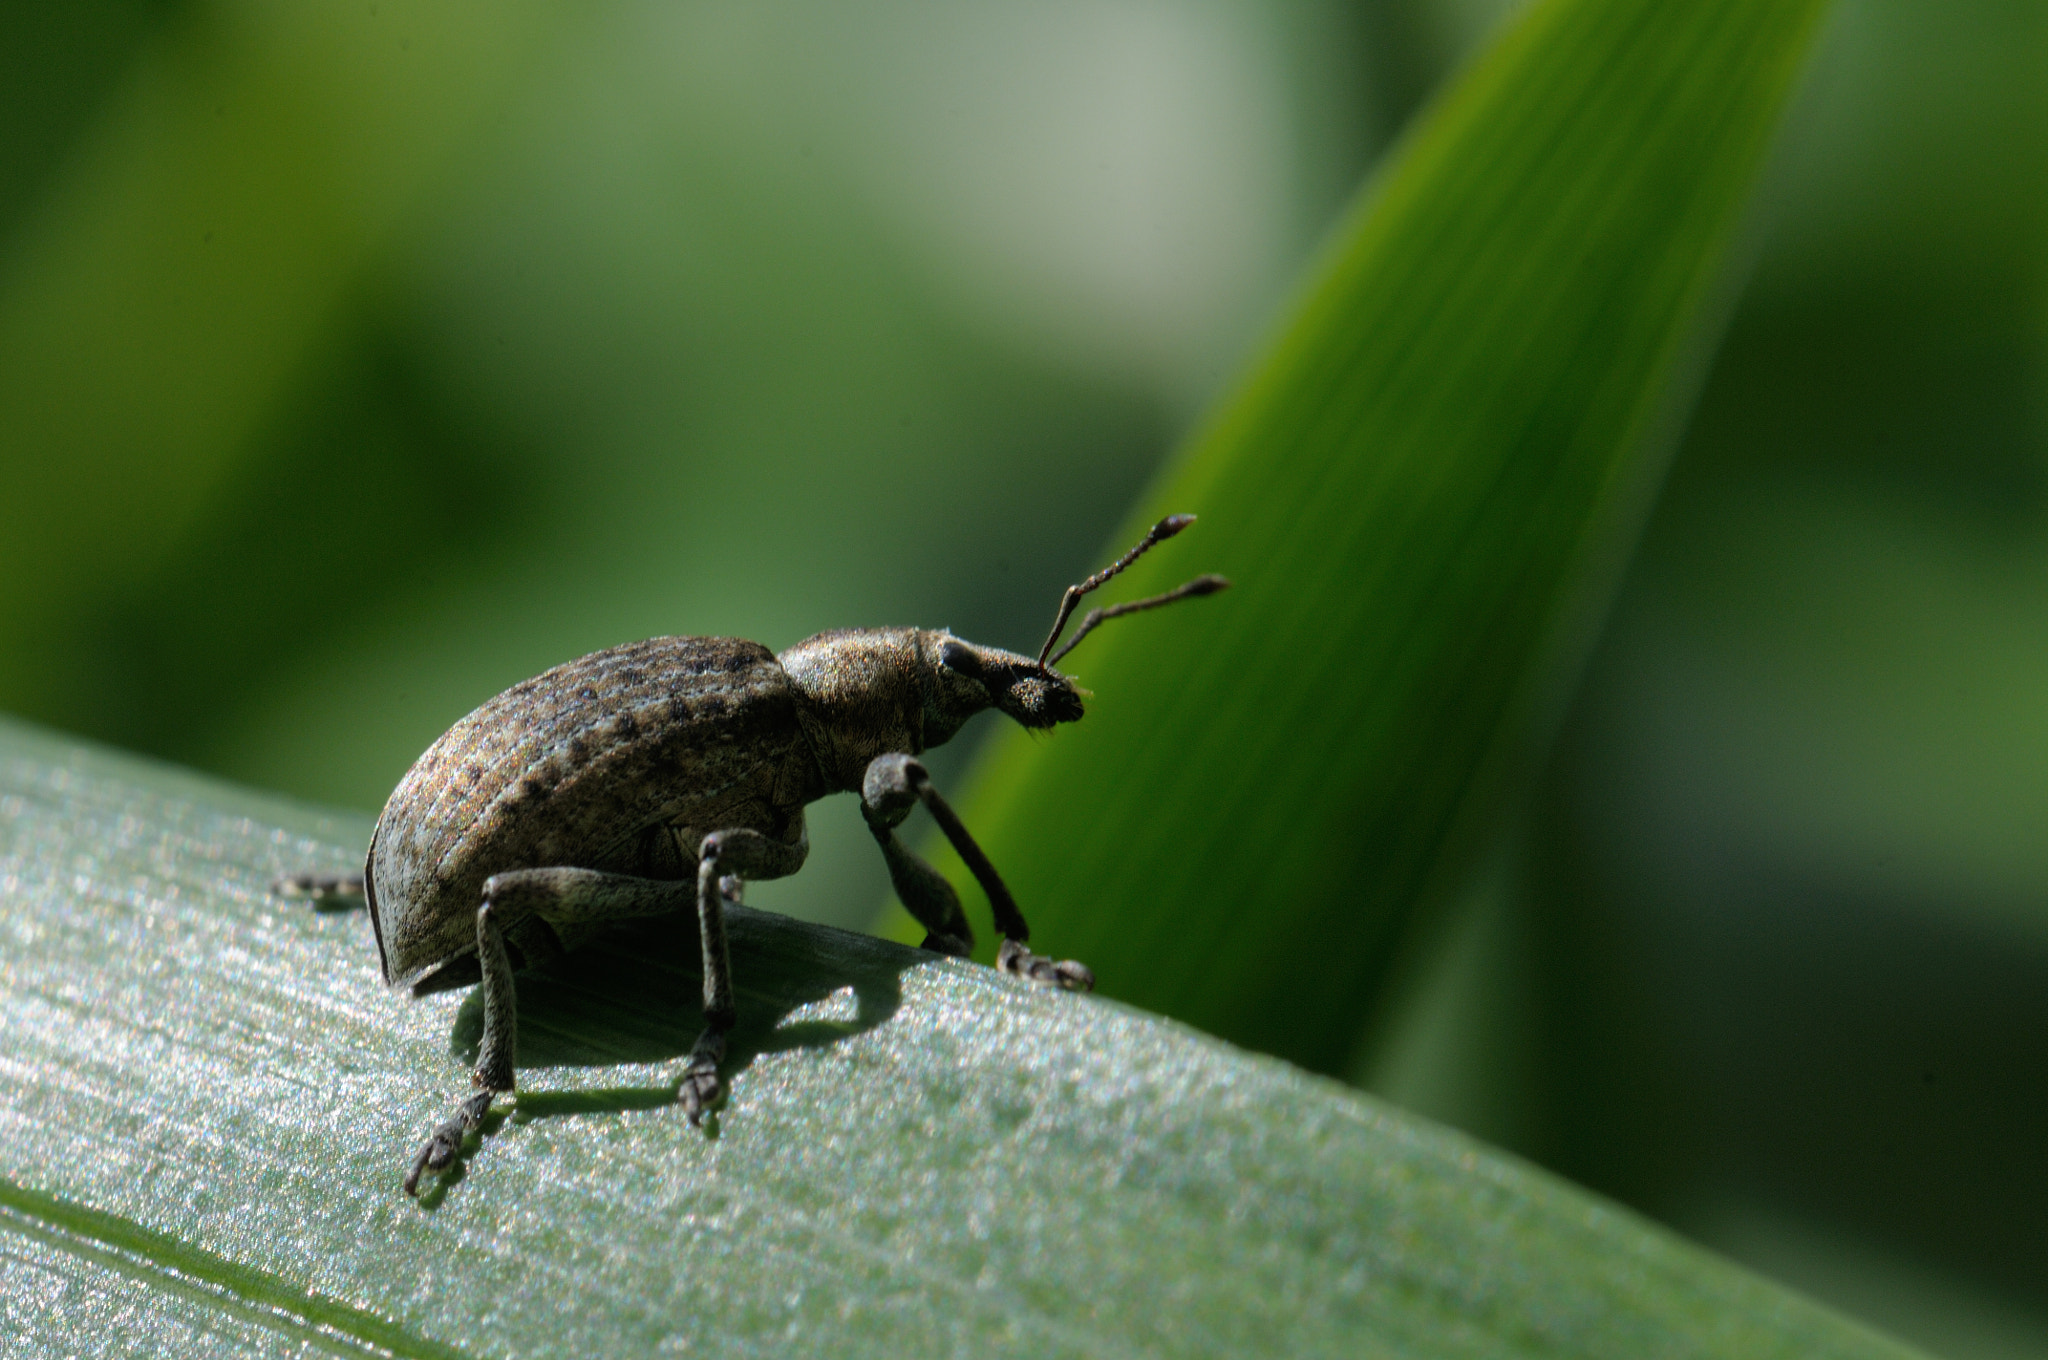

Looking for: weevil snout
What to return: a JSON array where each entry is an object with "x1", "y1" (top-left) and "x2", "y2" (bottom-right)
[
  {"x1": 989, "y1": 660, "x2": 1083, "y2": 729},
  {"x1": 927, "y1": 635, "x2": 1083, "y2": 739}
]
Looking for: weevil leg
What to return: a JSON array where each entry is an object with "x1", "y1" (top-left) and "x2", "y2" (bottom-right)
[
  {"x1": 405, "y1": 1090, "x2": 492, "y2": 1197},
  {"x1": 403, "y1": 866, "x2": 709, "y2": 1195},
  {"x1": 684, "y1": 827, "x2": 809, "y2": 1121},
  {"x1": 270, "y1": 872, "x2": 364, "y2": 903},
  {"x1": 860, "y1": 796, "x2": 973, "y2": 957},
  {"x1": 860, "y1": 753, "x2": 1093, "y2": 991}
]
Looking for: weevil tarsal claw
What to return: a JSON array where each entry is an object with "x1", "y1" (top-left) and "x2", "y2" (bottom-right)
[
  {"x1": 404, "y1": 1089, "x2": 493, "y2": 1197},
  {"x1": 677, "y1": 1029, "x2": 727, "y2": 1125}
]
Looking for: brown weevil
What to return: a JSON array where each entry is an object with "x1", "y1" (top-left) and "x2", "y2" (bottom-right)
[{"x1": 277, "y1": 515, "x2": 1224, "y2": 1194}]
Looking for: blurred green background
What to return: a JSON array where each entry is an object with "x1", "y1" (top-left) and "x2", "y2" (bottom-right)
[{"x1": 4, "y1": 1, "x2": 2046, "y2": 1356}]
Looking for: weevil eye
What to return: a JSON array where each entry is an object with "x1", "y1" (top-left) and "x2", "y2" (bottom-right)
[{"x1": 938, "y1": 640, "x2": 984, "y2": 682}]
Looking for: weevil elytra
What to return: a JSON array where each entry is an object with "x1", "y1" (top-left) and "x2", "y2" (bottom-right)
[{"x1": 278, "y1": 515, "x2": 1224, "y2": 1194}]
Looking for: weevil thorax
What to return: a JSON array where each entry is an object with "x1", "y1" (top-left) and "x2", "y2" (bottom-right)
[{"x1": 776, "y1": 626, "x2": 1083, "y2": 793}]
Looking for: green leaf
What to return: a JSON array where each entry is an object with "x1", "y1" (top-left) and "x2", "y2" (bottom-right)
[
  {"x1": 0, "y1": 717, "x2": 1920, "y2": 1356},
  {"x1": 888, "y1": 0, "x2": 1833, "y2": 1074}
]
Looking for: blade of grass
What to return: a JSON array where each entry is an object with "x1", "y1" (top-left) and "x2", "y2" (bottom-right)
[
  {"x1": 0, "y1": 716, "x2": 1922, "y2": 1358},
  {"x1": 891, "y1": 0, "x2": 1832, "y2": 1075}
]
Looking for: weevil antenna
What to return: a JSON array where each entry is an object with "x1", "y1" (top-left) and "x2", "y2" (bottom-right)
[
  {"x1": 1037, "y1": 514, "x2": 1225, "y2": 666},
  {"x1": 1046, "y1": 574, "x2": 1229, "y2": 668}
]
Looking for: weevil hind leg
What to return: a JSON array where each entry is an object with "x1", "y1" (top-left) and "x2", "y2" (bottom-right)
[
  {"x1": 404, "y1": 823, "x2": 809, "y2": 1195},
  {"x1": 405, "y1": 1090, "x2": 492, "y2": 1197},
  {"x1": 860, "y1": 752, "x2": 1092, "y2": 990},
  {"x1": 404, "y1": 866, "x2": 698, "y2": 1196}
]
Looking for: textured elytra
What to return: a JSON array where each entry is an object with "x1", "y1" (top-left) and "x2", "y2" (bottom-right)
[{"x1": 368, "y1": 636, "x2": 818, "y2": 987}]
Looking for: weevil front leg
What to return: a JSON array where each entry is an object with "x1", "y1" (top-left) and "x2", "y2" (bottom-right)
[
  {"x1": 860, "y1": 794, "x2": 973, "y2": 957},
  {"x1": 861, "y1": 753, "x2": 1093, "y2": 991}
]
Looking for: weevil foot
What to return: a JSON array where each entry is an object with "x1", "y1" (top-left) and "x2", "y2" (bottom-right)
[
  {"x1": 270, "y1": 872, "x2": 365, "y2": 903},
  {"x1": 996, "y1": 938, "x2": 1095, "y2": 991},
  {"x1": 404, "y1": 1090, "x2": 493, "y2": 1197},
  {"x1": 678, "y1": 1029, "x2": 727, "y2": 1125}
]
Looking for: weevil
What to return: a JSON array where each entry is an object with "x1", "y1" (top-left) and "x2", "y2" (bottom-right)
[{"x1": 278, "y1": 515, "x2": 1224, "y2": 1194}]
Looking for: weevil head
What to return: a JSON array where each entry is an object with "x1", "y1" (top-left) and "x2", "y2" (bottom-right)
[
  {"x1": 777, "y1": 627, "x2": 1083, "y2": 791},
  {"x1": 918, "y1": 630, "x2": 1083, "y2": 746},
  {"x1": 780, "y1": 516, "x2": 1218, "y2": 790}
]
